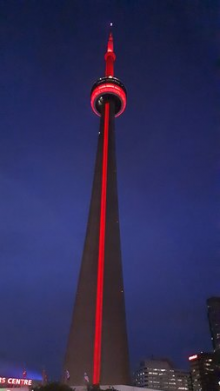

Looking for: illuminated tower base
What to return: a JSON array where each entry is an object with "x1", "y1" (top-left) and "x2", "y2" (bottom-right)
[{"x1": 64, "y1": 31, "x2": 130, "y2": 386}]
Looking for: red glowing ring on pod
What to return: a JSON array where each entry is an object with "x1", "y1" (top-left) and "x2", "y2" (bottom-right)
[{"x1": 91, "y1": 83, "x2": 127, "y2": 117}]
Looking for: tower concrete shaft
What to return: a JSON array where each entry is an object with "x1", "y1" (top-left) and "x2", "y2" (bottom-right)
[{"x1": 64, "y1": 31, "x2": 130, "y2": 386}]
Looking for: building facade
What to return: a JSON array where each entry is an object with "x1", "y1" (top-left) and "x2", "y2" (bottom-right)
[
  {"x1": 64, "y1": 31, "x2": 130, "y2": 386},
  {"x1": 133, "y1": 359, "x2": 192, "y2": 391},
  {"x1": 207, "y1": 297, "x2": 220, "y2": 353},
  {"x1": 189, "y1": 352, "x2": 220, "y2": 391}
]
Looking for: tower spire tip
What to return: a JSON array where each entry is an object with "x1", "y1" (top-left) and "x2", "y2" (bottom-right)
[{"x1": 105, "y1": 23, "x2": 116, "y2": 76}]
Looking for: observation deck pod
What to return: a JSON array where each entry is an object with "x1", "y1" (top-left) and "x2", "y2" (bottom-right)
[{"x1": 91, "y1": 76, "x2": 127, "y2": 118}]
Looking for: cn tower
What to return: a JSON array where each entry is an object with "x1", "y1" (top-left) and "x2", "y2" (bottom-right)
[{"x1": 64, "y1": 29, "x2": 130, "y2": 386}]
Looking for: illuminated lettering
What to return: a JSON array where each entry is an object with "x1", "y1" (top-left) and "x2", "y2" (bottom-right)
[{"x1": 1, "y1": 378, "x2": 33, "y2": 386}]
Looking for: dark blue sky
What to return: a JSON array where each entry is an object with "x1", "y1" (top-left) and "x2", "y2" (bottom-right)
[{"x1": 0, "y1": 0, "x2": 219, "y2": 381}]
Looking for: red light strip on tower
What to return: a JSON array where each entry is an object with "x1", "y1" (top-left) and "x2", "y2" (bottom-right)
[{"x1": 93, "y1": 102, "x2": 110, "y2": 384}]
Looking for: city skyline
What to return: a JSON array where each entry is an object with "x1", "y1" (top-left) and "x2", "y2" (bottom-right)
[{"x1": 0, "y1": 0, "x2": 219, "y2": 380}]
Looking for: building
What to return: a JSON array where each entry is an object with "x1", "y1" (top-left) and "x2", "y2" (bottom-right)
[
  {"x1": 64, "y1": 29, "x2": 130, "y2": 386},
  {"x1": 207, "y1": 297, "x2": 220, "y2": 353},
  {"x1": 133, "y1": 359, "x2": 192, "y2": 391},
  {"x1": 189, "y1": 352, "x2": 220, "y2": 391}
]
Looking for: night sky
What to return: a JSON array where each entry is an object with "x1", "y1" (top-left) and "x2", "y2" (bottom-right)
[{"x1": 0, "y1": 0, "x2": 219, "y2": 381}]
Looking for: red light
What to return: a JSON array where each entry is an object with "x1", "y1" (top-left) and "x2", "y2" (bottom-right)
[
  {"x1": 91, "y1": 84, "x2": 126, "y2": 118},
  {"x1": 189, "y1": 355, "x2": 198, "y2": 361},
  {"x1": 93, "y1": 102, "x2": 110, "y2": 384},
  {"x1": 105, "y1": 32, "x2": 116, "y2": 76}
]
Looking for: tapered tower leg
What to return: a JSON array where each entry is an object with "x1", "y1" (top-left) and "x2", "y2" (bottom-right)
[
  {"x1": 100, "y1": 101, "x2": 130, "y2": 384},
  {"x1": 64, "y1": 108, "x2": 105, "y2": 385},
  {"x1": 93, "y1": 102, "x2": 110, "y2": 384}
]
